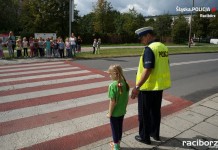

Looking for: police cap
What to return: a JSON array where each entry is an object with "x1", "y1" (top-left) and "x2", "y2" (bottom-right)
[{"x1": 135, "y1": 27, "x2": 154, "y2": 38}]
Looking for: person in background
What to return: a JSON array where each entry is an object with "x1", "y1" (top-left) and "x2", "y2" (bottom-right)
[
  {"x1": 45, "y1": 38, "x2": 51, "y2": 58},
  {"x1": 77, "y1": 36, "x2": 82, "y2": 53},
  {"x1": 50, "y1": 37, "x2": 54, "y2": 57},
  {"x1": 92, "y1": 38, "x2": 97, "y2": 54},
  {"x1": 16, "y1": 37, "x2": 22, "y2": 58},
  {"x1": 23, "y1": 37, "x2": 29, "y2": 58},
  {"x1": 53, "y1": 39, "x2": 59, "y2": 58},
  {"x1": 96, "y1": 38, "x2": 101, "y2": 54},
  {"x1": 0, "y1": 38, "x2": 5, "y2": 59},
  {"x1": 107, "y1": 64, "x2": 129, "y2": 150},
  {"x1": 58, "y1": 38, "x2": 65, "y2": 58},
  {"x1": 38, "y1": 37, "x2": 44, "y2": 57},
  {"x1": 65, "y1": 37, "x2": 71, "y2": 58},
  {"x1": 7, "y1": 38, "x2": 13, "y2": 58},
  {"x1": 8, "y1": 31, "x2": 16, "y2": 57},
  {"x1": 29, "y1": 37, "x2": 34, "y2": 57},
  {"x1": 69, "y1": 33, "x2": 77, "y2": 57},
  {"x1": 34, "y1": 38, "x2": 39, "y2": 57}
]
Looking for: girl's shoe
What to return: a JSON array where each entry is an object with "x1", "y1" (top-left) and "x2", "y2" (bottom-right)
[{"x1": 110, "y1": 142, "x2": 120, "y2": 150}]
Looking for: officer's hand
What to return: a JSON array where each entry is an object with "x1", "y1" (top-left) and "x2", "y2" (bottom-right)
[{"x1": 131, "y1": 87, "x2": 139, "y2": 99}]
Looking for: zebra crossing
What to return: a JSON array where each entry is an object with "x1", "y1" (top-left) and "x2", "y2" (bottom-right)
[{"x1": 0, "y1": 61, "x2": 191, "y2": 150}]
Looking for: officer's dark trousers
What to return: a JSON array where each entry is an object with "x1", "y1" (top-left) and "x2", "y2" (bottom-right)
[{"x1": 138, "y1": 90, "x2": 163, "y2": 140}]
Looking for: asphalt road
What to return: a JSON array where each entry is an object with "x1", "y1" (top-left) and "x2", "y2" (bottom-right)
[{"x1": 76, "y1": 53, "x2": 218, "y2": 103}]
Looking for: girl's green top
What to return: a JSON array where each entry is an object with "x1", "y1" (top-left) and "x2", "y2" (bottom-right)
[{"x1": 108, "y1": 80, "x2": 129, "y2": 117}]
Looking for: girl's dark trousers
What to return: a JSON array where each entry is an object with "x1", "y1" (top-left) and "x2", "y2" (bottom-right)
[{"x1": 110, "y1": 115, "x2": 124, "y2": 143}]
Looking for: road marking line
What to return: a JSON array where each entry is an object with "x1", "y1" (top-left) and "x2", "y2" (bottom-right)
[
  {"x1": 170, "y1": 58, "x2": 218, "y2": 66},
  {"x1": 119, "y1": 58, "x2": 218, "y2": 72}
]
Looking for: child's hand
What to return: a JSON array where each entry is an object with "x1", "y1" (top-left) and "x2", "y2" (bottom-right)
[{"x1": 106, "y1": 112, "x2": 111, "y2": 118}]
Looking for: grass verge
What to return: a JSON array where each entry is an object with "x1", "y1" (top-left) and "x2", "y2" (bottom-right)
[{"x1": 76, "y1": 46, "x2": 218, "y2": 59}]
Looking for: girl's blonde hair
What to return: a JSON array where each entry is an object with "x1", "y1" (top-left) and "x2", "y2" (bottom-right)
[{"x1": 108, "y1": 64, "x2": 130, "y2": 94}]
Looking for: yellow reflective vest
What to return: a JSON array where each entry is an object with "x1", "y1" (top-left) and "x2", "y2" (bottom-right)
[{"x1": 136, "y1": 42, "x2": 171, "y2": 91}]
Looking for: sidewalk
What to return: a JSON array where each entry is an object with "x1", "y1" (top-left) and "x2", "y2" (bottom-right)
[{"x1": 79, "y1": 93, "x2": 218, "y2": 150}]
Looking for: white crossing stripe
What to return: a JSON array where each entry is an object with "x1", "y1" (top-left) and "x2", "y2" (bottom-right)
[
  {"x1": 0, "y1": 80, "x2": 111, "y2": 104},
  {"x1": 0, "y1": 67, "x2": 79, "y2": 77},
  {"x1": 0, "y1": 74, "x2": 104, "y2": 91},
  {"x1": 0, "y1": 93, "x2": 108, "y2": 122},
  {"x1": 0, "y1": 63, "x2": 72, "y2": 73},
  {"x1": 0, "y1": 70, "x2": 90, "y2": 83},
  {"x1": 0, "y1": 61, "x2": 64, "y2": 69}
]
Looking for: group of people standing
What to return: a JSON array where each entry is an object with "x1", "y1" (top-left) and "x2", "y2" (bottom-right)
[
  {"x1": 92, "y1": 38, "x2": 101, "y2": 54},
  {"x1": 0, "y1": 32, "x2": 83, "y2": 59}
]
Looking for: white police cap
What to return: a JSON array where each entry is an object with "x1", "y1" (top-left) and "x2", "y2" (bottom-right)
[{"x1": 135, "y1": 27, "x2": 153, "y2": 37}]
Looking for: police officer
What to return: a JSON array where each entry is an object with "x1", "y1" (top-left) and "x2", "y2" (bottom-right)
[{"x1": 131, "y1": 27, "x2": 171, "y2": 144}]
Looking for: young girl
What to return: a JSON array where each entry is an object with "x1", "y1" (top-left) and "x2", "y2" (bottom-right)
[
  {"x1": 16, "y1": 37, "x2": 22, "y2": 58},
  {"x1": 7, "y1": 38, "x2": 13, "y2": 58},
  {"x1": 107, "y1": 64, "x2": 130, "y2": 150},
  {"x1": 65, "y1": 38, "x2": 71, "y2": 57},
  {"x1": 29, "y1": 37, "x2": 34, "y2": 57},
  {"x1": 45, "y1": 38, "x2": 51, "y2": 58},
  {"x1": 53, "y1": 39, "x2": 59, "y2": 58},
  {"x1": 23, "y1": 37, "x2": 28, "y2": 57},
  {"x1": 58, "y1": 38, "x2": 65, "y2": 58}
]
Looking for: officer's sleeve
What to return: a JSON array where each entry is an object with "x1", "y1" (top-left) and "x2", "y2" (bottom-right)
[{"x1": 143, "y1": 47, "x2": 155, "y2": 68}]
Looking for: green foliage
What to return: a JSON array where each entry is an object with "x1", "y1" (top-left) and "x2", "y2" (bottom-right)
[
  {"x1": 208, "y1": 11, "x2": 218, "y2": 38},
  {"x1": 154, "y1": 14, "x2": 172, "y2": 42},
  {"x1": 145, "y1": 18, "x2": 155, "y2": 27},
  {"x1": 172, "y1": 14, "x2": 189, "y2": 43},
  {"x1": 0, "y1": 0, "x2": 20, "y2": 33},
  {"x1": 192, "y1": 12, "x2": 210, "y2": 38},
  {"x1": 93, "y1": 0, "x2": 114, "y2": 33},
  {"x1": 19, "y1": 0, "x2": 81, "y2": 38}
]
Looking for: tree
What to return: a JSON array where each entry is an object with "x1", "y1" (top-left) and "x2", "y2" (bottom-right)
[
  {"x1": 93, "y1": 0, "x2": 114, "y2": 33},
  {"x1": 19, "y1": 0, "x2": 80, "y2": 38},
  {"x1": 208, "y1": 11, "x2": 218, "y2": 38},
  {"x1": 192, "y1": 12, "x2": 210, "y2": 40},
  {"x1": 121, "y1": 8, "x2": 146, "y2": 38},
  {"x1": 0, "y1": 0, "x2": 20, "y2": 33},
  {"x1": 145, "y1": 18, "x2": 156, "y2": 27},
  {"x1": 77, "y1": 13, "x2": 95, "y2": 43},
  {"x1": 171, "y1": 14, "x2": 189, "y2": 43},
  {"x1": 155, "y1": 14, "x2": 172, "y2": 42}
]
